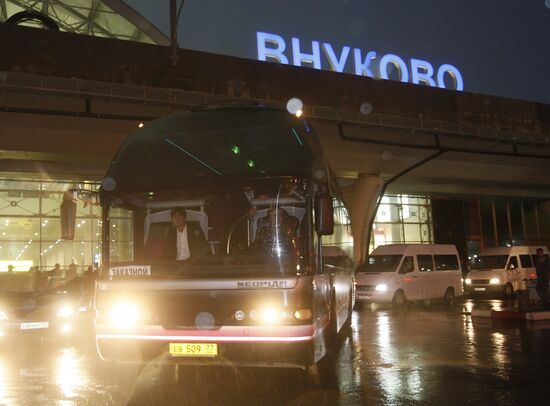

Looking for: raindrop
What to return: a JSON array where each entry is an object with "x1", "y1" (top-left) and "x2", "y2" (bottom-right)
[
  {"x1": 195, "y1": 312, "x2": 215, "y2": 330},
  {"x1": 286, "y1": 97, "x2": 303, "y2": 116},
  {"x1": 314, "y1": 169, "x2": 326, "y2": 180},
  {"x1": 360, "y1": 102, "x2": 374, "y2": 115},
  {"x1": 101, "y1": 177, "x2": 117, "y2": 191}
]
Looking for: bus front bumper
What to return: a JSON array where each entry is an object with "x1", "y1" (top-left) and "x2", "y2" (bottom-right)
[{"x1": 95, "y1": 324, "x2": 315, "y2": 368}]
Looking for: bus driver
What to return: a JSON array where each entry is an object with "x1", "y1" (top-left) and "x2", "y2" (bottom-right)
[{"x1": 253, "y1": 207, "x2": 299, "y2": 255}]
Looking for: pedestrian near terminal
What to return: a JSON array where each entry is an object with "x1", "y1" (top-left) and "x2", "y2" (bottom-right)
[{"x1": 535, "y1": 248, "x2": 550, "y2": 308}]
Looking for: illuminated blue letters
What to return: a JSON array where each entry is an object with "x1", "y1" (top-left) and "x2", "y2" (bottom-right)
[
  {"x1": 410, "y1": 58, "x2": 436, "y2": 86},
  {"x1": 257, "y1": 31, "x2": 289, "y2": 64},
  {"x1": 379, "y1": 54, "x2": 409, "y2": 83},
  {"x1": 322, "y1": 43, "x2": 351, "y2": 73},
  {"x1": 353, "y1": 49, "x2": 377, "y2": 78},
  {"x1": 255, "y1": 31, "x2": 464, "y2": 91},
  {"x1": 437, "y1": 64, "x2": 464, "y2": 91},
  {"x1": 291, "y1": 37, "x2": 321, "y2": 69}
]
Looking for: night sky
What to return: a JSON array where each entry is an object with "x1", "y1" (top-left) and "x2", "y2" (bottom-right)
[{"x1": 125, "y1": 0, "x2": 550, "y2": 104}]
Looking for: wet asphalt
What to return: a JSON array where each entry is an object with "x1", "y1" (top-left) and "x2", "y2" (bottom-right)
[{"x1": 1, "y1": 298, "x2": 549, "y2": 406}]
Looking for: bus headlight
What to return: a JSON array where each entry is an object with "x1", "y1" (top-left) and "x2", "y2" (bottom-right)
[
  {"x1": 109, "y1": 302, "x2": 139, "y2": 328},
  {"x1": 57, "y1": 305, "x2": 74, "y2": 318},
  {"x1": 262, "y1": 308, "x2": 279, "y2": 324},
  {"x1": 375, "y1": 284, "x2": 388, "y2": 292},
  {"x1": 465, "y1": 279, "x2": 472, "y2": 285},
  {"x1": 489, "y1": 278, "x2": 500, "y2": 285}
]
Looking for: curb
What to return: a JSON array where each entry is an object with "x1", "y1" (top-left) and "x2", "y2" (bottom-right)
[{"x1": 471, "y1": 308, "x2": 550, "y2": 320}]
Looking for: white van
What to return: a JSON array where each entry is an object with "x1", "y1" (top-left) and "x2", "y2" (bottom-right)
[
  {"x1": 355, "y1": 244, "x2": 463, "y2": 306},
  {"x1": 465, "y1": 246, "x2": 550, "y2": 298}
]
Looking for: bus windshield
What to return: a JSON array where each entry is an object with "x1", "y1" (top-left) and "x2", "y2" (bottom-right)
[
  {"x1": 106, "y1": 109, "x2": 314, "y2": 191},
  {"x1": 358, "y1": 255, "x2": 403, "y2": 273},
  {"x1": 106, "y1": 178, "x2": 310, "y2": 275},
  {"x1": 471, "y1": 255, "x2": 509, "y2": 270}
]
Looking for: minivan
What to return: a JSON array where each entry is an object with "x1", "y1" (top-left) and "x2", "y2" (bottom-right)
[
  {"x1": 355, "y1": 244, "x2": 463, "y2": 306},
  {"x1": 465, "y1": 245, "x2": 550, "y2": 298}
]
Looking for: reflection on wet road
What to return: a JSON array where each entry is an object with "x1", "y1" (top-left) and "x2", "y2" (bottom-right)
[{"x1": 1, "y1": 299, "x2": 549, "y2": 405}]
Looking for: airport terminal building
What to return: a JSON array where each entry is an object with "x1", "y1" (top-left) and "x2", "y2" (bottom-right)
[{"x1": 0, "y1": 0, "x2": 549, "y2": 272}]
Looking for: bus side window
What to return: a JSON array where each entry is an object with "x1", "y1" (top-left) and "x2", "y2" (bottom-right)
[{"x1": 398, "y1": 256, "x2": 414, "y2": 274}]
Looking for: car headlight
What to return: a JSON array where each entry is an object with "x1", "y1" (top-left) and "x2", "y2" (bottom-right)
[
  {"x1": 465, "y1": 278, "x2": 472, "y2": 285},
  {"x1": 489, "y1": 278, "x2": 500, "y2": 285},
  {"x1": 57, "y1": 305, "x2": 74, "y2": 318},
  {"x1": 375, "y1": 284, "x2": 388, "y2": 292},
  {"x1": 109, "y1": 302, "x2": 139, "y2": 328},
  {"x1": 0, "y1": 311, "x2": 9, "y2": 321}
]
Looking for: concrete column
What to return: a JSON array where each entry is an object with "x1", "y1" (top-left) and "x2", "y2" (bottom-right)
[{"x1": 342, "y1": 174, "x2": 384, "y2": 266}]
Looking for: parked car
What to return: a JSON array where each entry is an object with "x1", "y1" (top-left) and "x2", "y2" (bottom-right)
[
  {"x1": 465, "y1": 245, "x2": 550, "y2": 298},
  {"x1": 355, "y1": 244, "x2": 463, "y2": 306},
  {"x1": 0, "y1": 272, "x2": 85, "y2": 340}
]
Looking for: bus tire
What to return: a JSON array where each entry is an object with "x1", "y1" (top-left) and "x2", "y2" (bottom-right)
[
  {"x1": 392, "y1": 290, "x2": 407, "y2": 308},
  {"x1": 503, "y1": 283, "x2": 514, "y2": 299},
  {"x1": 340, "y1": 289, "x2": 354, "y2": 339},
  {"x1": 443, "y1": 287, "x2": 455, "y2": 305}
]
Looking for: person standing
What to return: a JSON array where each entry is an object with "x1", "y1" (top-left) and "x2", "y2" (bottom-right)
[{"x1": 535, "y1": 248, "x2": 550, "y2": 308}]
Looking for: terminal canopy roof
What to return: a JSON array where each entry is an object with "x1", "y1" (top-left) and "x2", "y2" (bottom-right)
[{"x1": 104, "y1": 108, "x2": 318, "y2": 192}]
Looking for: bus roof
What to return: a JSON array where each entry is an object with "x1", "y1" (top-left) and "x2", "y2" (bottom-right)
[{"x1": 103, "y1": 107, "x2": 321, "y2": 192}]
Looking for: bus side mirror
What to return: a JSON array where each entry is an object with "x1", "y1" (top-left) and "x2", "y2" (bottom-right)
[
  {"x1": 315, "y1": 194, "x2": 334, "y2": 236},
  {"x1": 60, "y1": 193, "x2": 77, "y2": 240}
]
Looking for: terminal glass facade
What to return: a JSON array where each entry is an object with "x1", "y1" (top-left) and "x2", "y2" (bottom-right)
[
  {"x1": 432, "y1": 198, "x2": 550, "y2": 259},
  {"x1": 0, "y1": 178, "x2": 133, "y2": 273},
  {"x1": 370, "y1": 194, "x2": 434, "y2": 251}
]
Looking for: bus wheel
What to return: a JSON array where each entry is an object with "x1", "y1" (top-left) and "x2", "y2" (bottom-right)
[
  {"x1": 392, "y1": 290, "x2": 407, "y2": 308},
  {"x1": 340, "y1": 290, "x2": 354, "y2": 339},
  {"x1": 443, "y1": 288, "x2": 455, "y2": 306},
  {"x1": 503, "y1": 283, "x2": 514, "y2": 299}
]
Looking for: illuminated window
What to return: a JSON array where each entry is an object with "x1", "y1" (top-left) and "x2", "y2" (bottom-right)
[
  {"x1": 370, "y1": 194, "x2": 434, "y2": 251},
  {"x1": 0, "y1": 178, "x2": 132, "y2": 273}
]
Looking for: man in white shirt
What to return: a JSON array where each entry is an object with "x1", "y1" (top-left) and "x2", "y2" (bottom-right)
[{"x1": 165, "y1": 207, "x2": 209, "y2": 261}]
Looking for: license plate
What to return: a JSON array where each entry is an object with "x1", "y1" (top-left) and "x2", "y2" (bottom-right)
[
  {"x1": 20, "y1": 322, "x2": 49, "y2": 330},
  {"x1": 474, "y1": 288, "x2": 486, "y2": 291},
  {"x1": 169, "y1": 343, "x2": 218, "y2": 357}
]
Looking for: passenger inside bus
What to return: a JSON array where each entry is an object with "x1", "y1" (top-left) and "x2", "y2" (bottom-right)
[
  {"x1": 140, "y1": 180, "x2": 306, "y2": 261},
  {"x1": 164, "y1": 207, "x2": 210, "y2": 260}
]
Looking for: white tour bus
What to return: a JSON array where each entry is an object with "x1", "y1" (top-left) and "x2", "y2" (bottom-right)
[
  {"x1": 465, "y1": 245, "x2": 550, "y2": 298},
  {"x1": 60, "y1": 104, "x2": 355, "y2": 384},
  {"x1": 355, "y1": 244, "x2": 463, "y2": 306}
]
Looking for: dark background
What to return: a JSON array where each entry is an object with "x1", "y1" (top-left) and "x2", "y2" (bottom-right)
[{"x1": 125, "y1": 0, "x2": 550, "y2": 104}]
